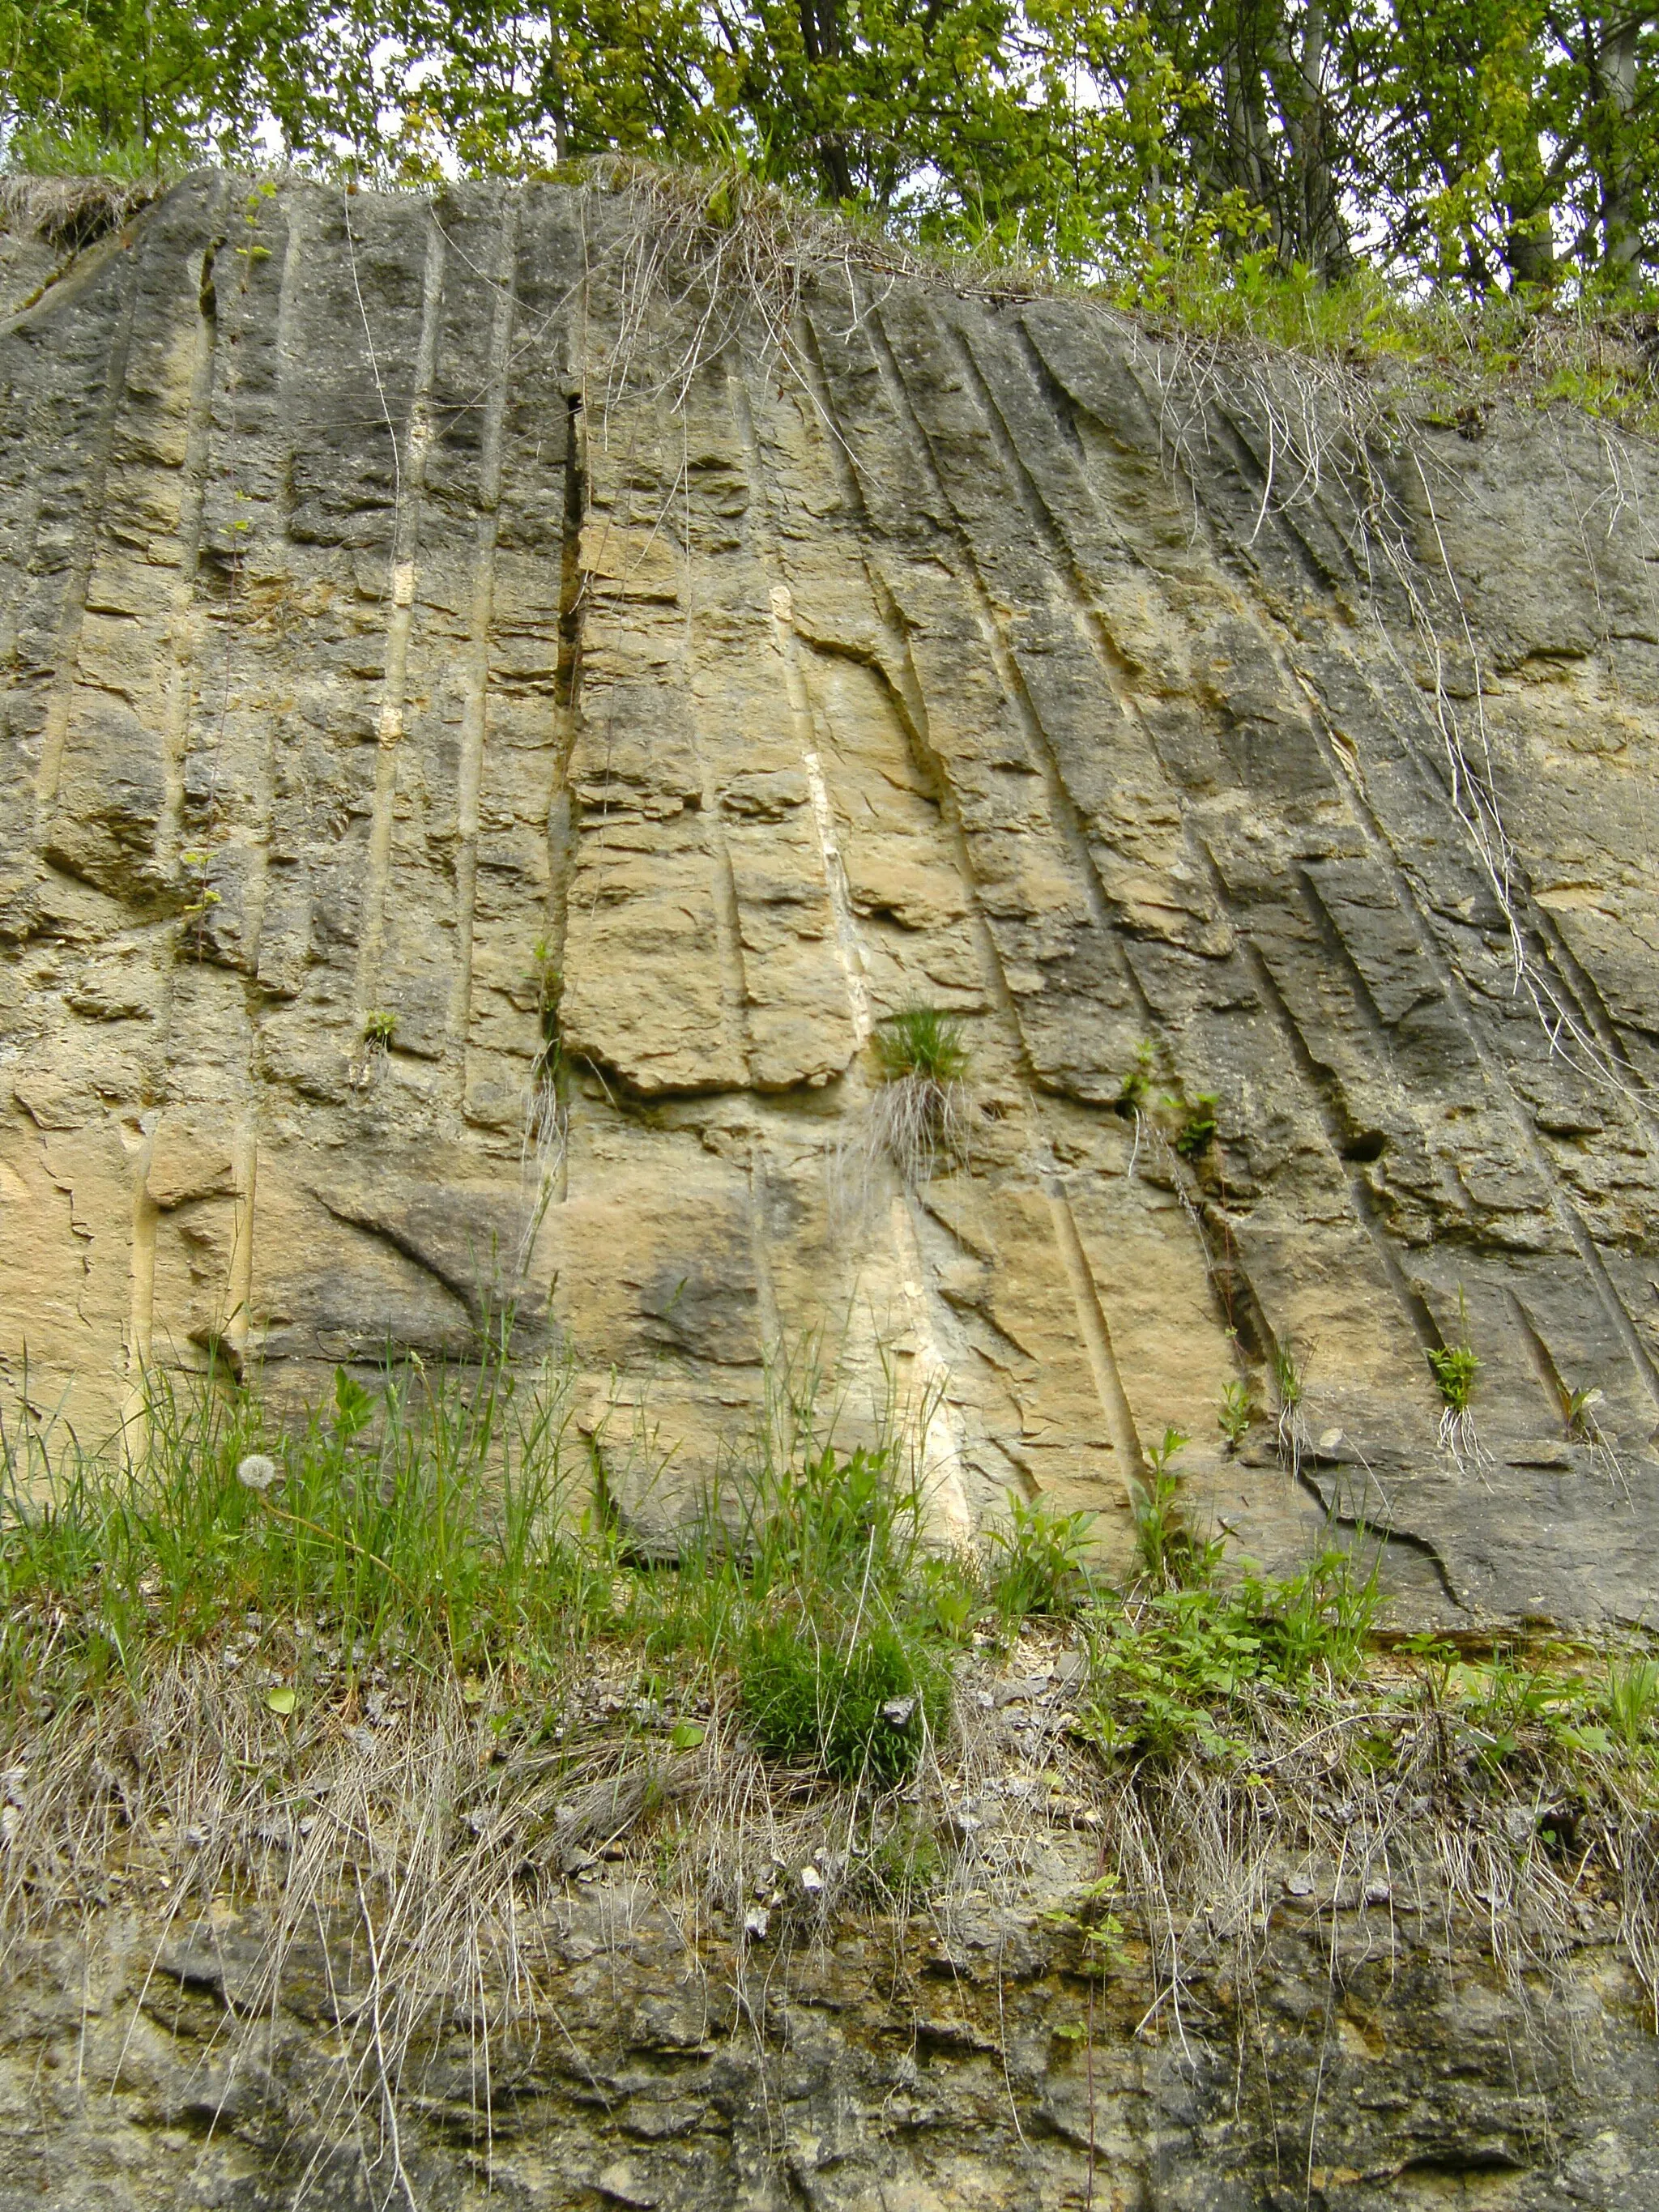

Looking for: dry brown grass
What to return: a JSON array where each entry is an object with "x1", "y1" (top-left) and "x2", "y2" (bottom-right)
[{"x1": 0, "y1": 172, "x2": 161, "y2": 249}]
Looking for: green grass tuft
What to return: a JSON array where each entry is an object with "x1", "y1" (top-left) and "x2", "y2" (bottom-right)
[
  {"x1": 741, "y1": 1608, "x2": 946, "y2": 1788},
  {"x1": 872, "y1": 1006, "x2": 969, "y2": 1085}
]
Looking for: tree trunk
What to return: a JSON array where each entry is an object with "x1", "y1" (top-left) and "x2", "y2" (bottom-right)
[
  {"x1": 798, "y1": 0, "x2": 856, "y2": 199},
  {"x1": 1289, "y1": 0, "x2": 1352, "y2": 275},
  {"x1": 1593, "y1": 11, "x2": 1644, "y2": 275},
  {"x1": 1499, "y1": 139, "x2": 1558, "y2": 292}
]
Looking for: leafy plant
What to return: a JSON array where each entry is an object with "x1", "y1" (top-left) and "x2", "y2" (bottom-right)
[
  {"x1": 1115, "y1": 1040, "x2": 1157, "y2": 1116},
  {"x1": 1428, "y1": 1289, "x2": 1478, "y2": 1415},
  {"x1": 1088, "y1": 1586, "x2": 1264, "y2": 1759},
  {"x1": 1132, "y1": 1426, "x2": 1220, "y2": 1589},
  {"x1": 1218, "y1": 1379, "x2": 1253, "y2": 1452},
  {"x1": 1446, "y1": 1647, "x2": 1580, "y2": 1772},
  {"x1": 1427, "y1": 1343, "x2": 1478, "y2": 1413},
  {"x1": 1172, "y1": 1093, "x2": 1219, "y2": 1158},
  {"x1": 986, "y1": 1493, "x2": 1096, "y2": 1620},
  {"x1": 1085, "y1": 1546, "x2": 1380, "y2": 1762},
  {"x1": 1043, "y1": 1873, "x2": 1126, "y2": 1975},
  {"x1": 919, "y1": 1551, "x2": 983, "y2": 1643},
  {"x1": 746, "y1": 1442, "x2": 919, "y2": 1596},
  {"x1": 1563, "y1": 1383, "x2": 1605, "y2": 1439},
  {"x1": 364, "y1": 1009, "x2": 397, "y2": 1047},
  {"x1": 1241, "y1": 1549, "x2": 1381, "y2": 1682}
]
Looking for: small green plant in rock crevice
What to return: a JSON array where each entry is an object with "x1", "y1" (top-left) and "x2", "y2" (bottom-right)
[
  {"x1": 515, "y1": 938, "x2": 569, "y2": 1280},
  {"x1": 866, "y1": 1006, "x2": 971, "y2": 1183},
  {"x1": 1427, "y1": 1343, "x2": 1478, "y2": 1412},
  {"x1": 1113, "y1": 1042, "x2": 1220, "y2": 1161},
  {"x1": 363, "y1": 1009, "x2": 397, "y2": 1047},
  {"x1": 1130, "y1": 1426, "x2": 1222, "y2": 1590},
  {"x1": 1115, "y1": 1039, "x2": 1156, "y2": 1116},
  {"x1": 1218, "y1": 1379, "x2": 1254, "y2": 1453},
  {"x1": 1563, "y1": 1382, "x2": 1606, "y2": 1440},
  {"x1": 529, "y1": 939, "x2": 563, "y2": 1071},
  {"x1": 872, "y1": 1006, "x2": 968, "y2": 1086},
  {"x1": 1173, "y1": 1093, "x2": 1219, "y2": 1159},
  {"x1": 1428, "y1": 1290, "x2": 1483, "y2": 1461},
  {"x1": 1043, "y1": 1872, "x2": 1127, "y2": 1976},
  {"x1": 1272, "y1": 1343, "x2": 1306, "y2": 1464}
]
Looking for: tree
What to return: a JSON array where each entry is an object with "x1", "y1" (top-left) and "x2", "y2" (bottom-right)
[
  {"x1": 7, "y1": 0, "x2": 1659, "y2": 296},
  {"x1": 0, "y1": 0, "x2": 382, "y2": 166}
]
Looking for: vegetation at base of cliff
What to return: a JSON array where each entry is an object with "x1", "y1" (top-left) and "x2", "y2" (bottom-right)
[
  {"x1": 2, "y1": 1336, "x2": 1655, "y2": 2130},
  {"x1": 2, "y1": 1334, "x2": 1654, "y2": 1868}
]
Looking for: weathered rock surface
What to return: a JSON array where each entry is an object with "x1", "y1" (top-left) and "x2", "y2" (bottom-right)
[
  {"x1": 5, "y1": 176, "x2": 1659, "y2": 1622},
  {"x1": 2, "y1": 1863, "x2": 1654, "y2": 2210}
]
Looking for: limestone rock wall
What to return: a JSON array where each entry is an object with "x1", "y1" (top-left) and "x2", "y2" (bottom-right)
[
  {"x1": 5, "y1": 176, "x2": 1659, "y2": 1623},
  {"x1": 4, "y1": 1873, "x2": 1656, "y2": 2212}
]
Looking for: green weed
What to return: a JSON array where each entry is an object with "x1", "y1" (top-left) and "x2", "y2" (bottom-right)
[
  {"x1": 1085, "y1": 1546, "x2": 1380, "y2": 1762},
  {"x1": 867, "y1": 1813, "x2": 944, "y2": 1899},
  {"x1": 1043, "y1": 1873, "x2": 1127, "y2": 1976},
  {"x1": 919, "y1": 1550, "x2": 984, "y2": 1643},
  {"x1": 1563, "y1": 1383, "x2": 1605, "y2": 1438},
  {"x1": 1172, "y1": 1093, "x2": 1219, "y2": 1158},
  {"x1": 1428, "y1": 1289, "x2": 1478, "y2": 1417},
  {"x1": 986, "y1": 1492, "x2": 1097, "y2": 1620},
  {"x1": 865, "y1": 1008, "x2": 972, "y2": 1181},
  {"x1": 1131, "y1": 1426, "x2": 1218, "y2": 1589},
  {"x1": 1272, "y1": 1345, "x2": 1303, "y2": 1416},
  {"x1": 1604, "y1": 1655, "x2": 1659, "y2": 1758},
  {"x1": 1218, "y1": 1379, "x2": 1253, "y2": 1452},
  {"x1": 1427, "y1": 1344, "x2": 1478, "y2": 1413},
  {"x1": 1115, "y1": 1040, "x2": 1156, "y2": 1116},
  {"x1": 0, "y1": 1330, "x2": 583, "y2": 1707}
]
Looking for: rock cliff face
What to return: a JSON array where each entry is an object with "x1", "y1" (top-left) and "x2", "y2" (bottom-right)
[
  {"x1": 5, "y1": 174, "x2": 1659, "y2": 1623},
  {"x1": 3, "y1": 1861, "x2": 1656, "y2": 2212}
]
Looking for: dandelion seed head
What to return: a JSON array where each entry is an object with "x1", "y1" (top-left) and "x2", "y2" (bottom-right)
[{"x1": 237, "y1": 1453, "x2": 280, "y2": 1493}]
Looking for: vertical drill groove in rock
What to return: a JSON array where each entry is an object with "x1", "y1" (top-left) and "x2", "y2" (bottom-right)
[
  {"x1": 352, "y1": 207, "x2": 446, "y2": 1042},
  {"x1": 29, "y1": 237, "x2": 143, "y2": 828},
  {"x1": 447, "y1": 196, "x2": 519, "y2": 1085},
  {"x1": 6, "y1": 176, "x2": 1659, "y2": 1619},
  {"x1": 1290, "y1": 655, "x2": 1659, "y2": 1426}
]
